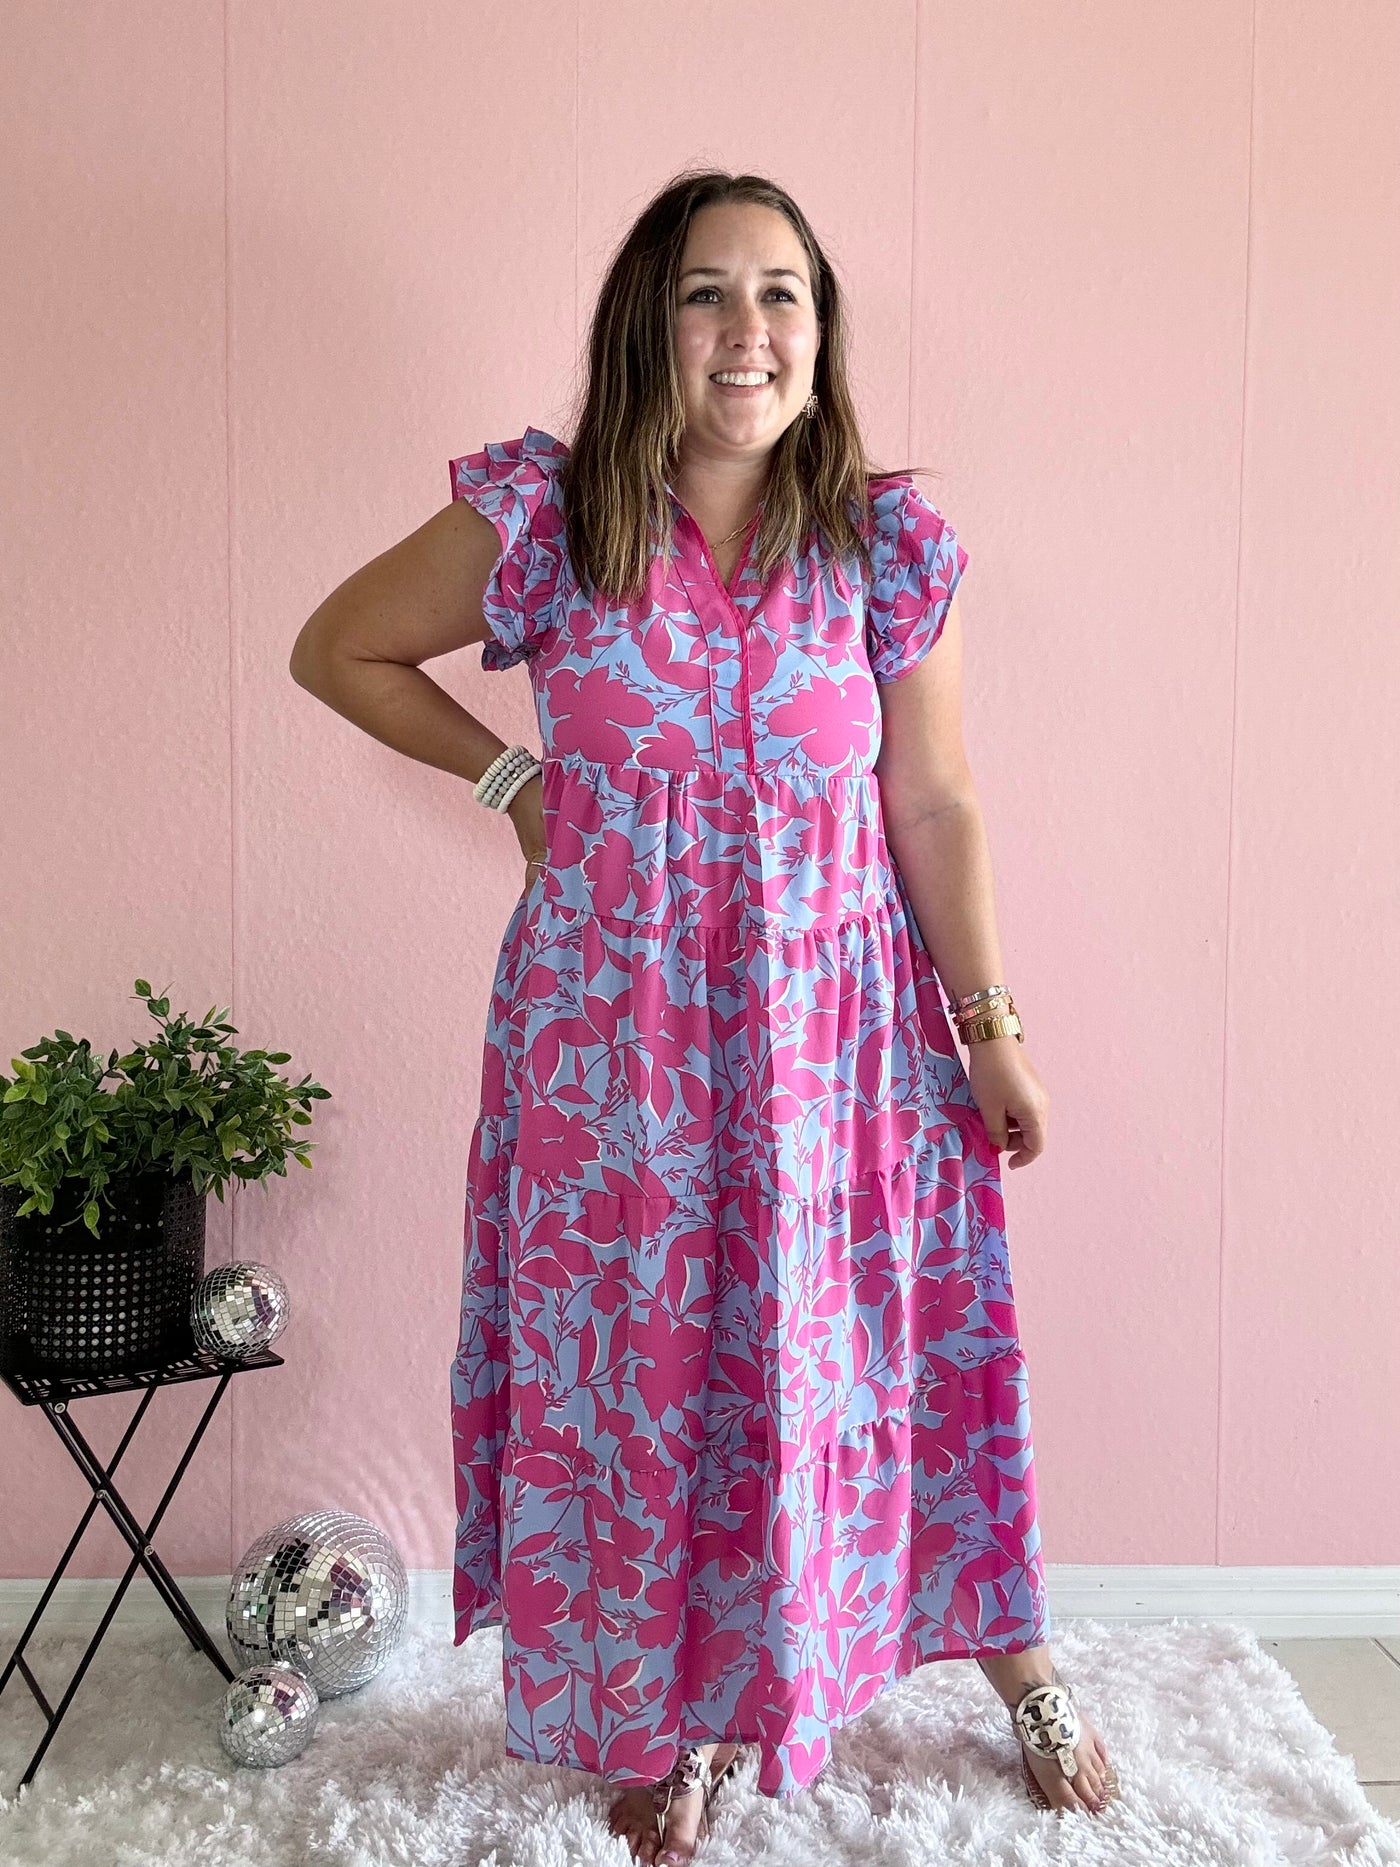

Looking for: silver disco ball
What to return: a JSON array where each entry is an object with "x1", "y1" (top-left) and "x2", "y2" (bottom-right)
[
  {"x1": 219, "y1": 1661, "x2": 319, "y2": 1767},
  {"x1": 192, "y1": 1262, "x2": 290, "y2": 1359},
  {"x1": 226, "y1": 1511, "x2": 409, "y2": 1697}
]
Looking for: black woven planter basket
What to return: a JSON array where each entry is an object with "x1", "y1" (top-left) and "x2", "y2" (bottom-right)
[{"x1": 0, "y1": 1169, "x2": 207, "y2": 1378}]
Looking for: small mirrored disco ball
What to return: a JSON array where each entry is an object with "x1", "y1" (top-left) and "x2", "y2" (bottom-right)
[
  {"x1": 219, "y1": 1661, "x2": 319, "y2": 1767},
  {"x1": 226, "y1": 1511, "x2": 409, "y2": 1697},
  {"x1": 191, "y1": 1262, "x2": 290, "y2": 1359}
]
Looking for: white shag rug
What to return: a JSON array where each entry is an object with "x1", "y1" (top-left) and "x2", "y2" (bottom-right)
[{"x1": 1, "y1": 1616, "x2": 1397, "y2": 1867}]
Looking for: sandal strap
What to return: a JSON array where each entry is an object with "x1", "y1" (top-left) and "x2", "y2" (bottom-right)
[
  {"x1": 1011, "y1": 1680, "x2": 1081, "y2": 1779},
  {"x1": 652, "y1": 1744, "x2": 713, "y2": 1811}
]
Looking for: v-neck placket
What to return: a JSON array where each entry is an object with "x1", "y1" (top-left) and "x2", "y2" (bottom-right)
[
  {"x1": 666, "y1": 493, "x2": 764, "y2": 773},
  {"x1": 664, "y1": 490, "x2": 762, "y2": 601}
]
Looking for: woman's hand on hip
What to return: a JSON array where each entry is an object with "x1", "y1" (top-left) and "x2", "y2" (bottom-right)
[{"x1": 504, "y1": 770, "x2": 547, "y2": 893}]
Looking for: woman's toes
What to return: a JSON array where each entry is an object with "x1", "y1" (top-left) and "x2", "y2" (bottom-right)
[
  {"x1": 1030, "y1": 1758, "x2": 1077, "y2": 1814},
  {"x1": 1022, "y1": 1713, "x2": 1114, "y2": 1816},
  {"x1": 1034, "y1": 1756, "x2": 1101, "y2": 1816},
  {"x1": 605, "y1": 1786, "x2": 660, "y2": 1861},
  {"x1": 1086, "y1": 1763, "x2": 1116, "y2": 1812}
]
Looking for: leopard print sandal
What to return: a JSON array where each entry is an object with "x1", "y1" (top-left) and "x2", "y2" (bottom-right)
[
  {"x1": 649, "y1": 1742, "x2": 745, "y2": 1861},
  {"x1": 1011, "y1": 1679, "x2": 1120, "y2": 1814}
]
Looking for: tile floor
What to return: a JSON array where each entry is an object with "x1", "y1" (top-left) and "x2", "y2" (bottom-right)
[{"x1": 1262, "y1": 1636, "x2": 1400, "y2": 1820}]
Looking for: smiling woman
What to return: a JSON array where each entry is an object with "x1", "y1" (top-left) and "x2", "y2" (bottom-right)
[
  {"x1": 291, "y1": 165, "x2": 1117, "y2": 1857},
  {"x1": 668, "y1": 216, "x2": 823, "y2": 554}
]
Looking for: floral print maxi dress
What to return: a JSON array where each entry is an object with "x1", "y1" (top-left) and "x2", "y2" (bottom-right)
[{"x1": 448, "y1": 426, "x2": 1050, "y2": 1802}]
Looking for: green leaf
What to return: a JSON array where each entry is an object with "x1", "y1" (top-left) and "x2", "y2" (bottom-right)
[
  {"x1": 134, "y1": 979, "x2": 152, "y2": 998},
  {"x1": 0, "y1": 984, "x2": 330, "y2": 1239}
]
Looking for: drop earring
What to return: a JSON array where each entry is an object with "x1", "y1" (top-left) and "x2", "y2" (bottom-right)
[{"x1": 802, "y1": 391, "x2": 818, "y2": 420}]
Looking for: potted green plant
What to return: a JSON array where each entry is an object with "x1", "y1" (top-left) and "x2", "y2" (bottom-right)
[{"x1": 0, "y1": 980, "x2": 330, "y2": 1378}]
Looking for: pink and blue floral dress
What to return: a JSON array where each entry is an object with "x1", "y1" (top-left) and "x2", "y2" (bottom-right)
[{"x1": 448, "y1": 427, "x2": 1049, "y2": 1801}]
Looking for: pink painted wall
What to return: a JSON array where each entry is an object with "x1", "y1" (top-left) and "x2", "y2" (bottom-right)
[{"x1": 2, "y1": 2, "x2": 1396, "y2": 1583}]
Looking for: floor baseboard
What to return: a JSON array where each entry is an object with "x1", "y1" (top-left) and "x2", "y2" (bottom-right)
[
  {"x1": 1043, "y1": 1564, "x2": 1400, "y2": 1636},
  {"x1": 1, "y1": 1566, "x2": 1396, "y2": 1642}
]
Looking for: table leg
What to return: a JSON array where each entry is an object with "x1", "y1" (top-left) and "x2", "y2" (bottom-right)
[
  {"x1": 0, "y1": 1385, "x2": 162, "y2": 1699},
  {"x1": 1, "y1": 1370, "x2": 239, "y2": 1793},
  {"x1": 49, "y1": 1375, "x2": 235, "y2": 1670}
]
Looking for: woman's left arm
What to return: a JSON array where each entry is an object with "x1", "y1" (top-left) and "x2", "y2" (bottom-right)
[{"x1": 872, "y1": 594, "x2": 1049, "y2": 1169}]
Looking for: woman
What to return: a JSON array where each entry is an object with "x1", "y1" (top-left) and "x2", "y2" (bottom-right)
[{"x1": 291, "y1": 169, "x2": 1118, "y2": 1863}]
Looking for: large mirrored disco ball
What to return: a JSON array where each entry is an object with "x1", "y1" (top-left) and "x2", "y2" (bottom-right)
[
  {"x1": 219, "y1": 1661, "x2": 319, "y2": 1767},
  {"x1": 191, "y1": 1261, "x2": 290, "y2": 1359},
  {"x1": 226, "y1": 1511, "x2": 409, "y2": 1697}
]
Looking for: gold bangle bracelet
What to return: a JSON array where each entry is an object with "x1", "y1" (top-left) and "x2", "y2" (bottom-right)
[{"x1": 960, "y1": 1013, "x2": 1024, "y2": 1044}]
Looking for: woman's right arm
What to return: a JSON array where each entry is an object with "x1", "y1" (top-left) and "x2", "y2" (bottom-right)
[{"x1": 288, "y1": 501, "x2": 545, "y2": 864}]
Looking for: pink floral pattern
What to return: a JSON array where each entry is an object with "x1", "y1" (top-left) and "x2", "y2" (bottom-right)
[{"x1": 448, "y1": 427, "x2": 1049, "y2": 1801}]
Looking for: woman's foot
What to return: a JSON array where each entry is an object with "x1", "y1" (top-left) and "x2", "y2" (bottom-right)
[
  {"x1": 606, "y1": 1783, "x2": 662, "y2": 1863},
  {"x1": 605, "y1": 1741, "x2": 740, "y2": 1864},
  {"x1": 976, "y1": 1649, "x2": 1115, "y2": 1815}
]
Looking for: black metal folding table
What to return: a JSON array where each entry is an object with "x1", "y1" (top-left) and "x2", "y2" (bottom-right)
[{"x1": 0, "y1": 1346, "x2": 283, "y2": 1793}]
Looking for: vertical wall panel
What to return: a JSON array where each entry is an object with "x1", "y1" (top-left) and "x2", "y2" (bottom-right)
[
  {"x1": 1221, "y1": 3, "x2": 1400, "y2": 1560},
  {"x1": 227, "y1": 2, "x2": 577, "y2": 1571},
  {"x1": 0, "y1": 1, "x2": 232, "y2": 1577},
  {"x1": 920, "y1": 1, "x2": 1253, "y2": 1560}
]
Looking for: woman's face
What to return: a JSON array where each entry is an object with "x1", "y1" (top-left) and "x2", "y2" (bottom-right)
[{"x1": 673, "y1": 201, "x2": 822, "y2": 469}]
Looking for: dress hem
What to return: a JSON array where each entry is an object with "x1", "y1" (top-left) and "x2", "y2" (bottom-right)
[{"x1": 453, "y1": 1597, "x2": 1053, "y2": 1803}]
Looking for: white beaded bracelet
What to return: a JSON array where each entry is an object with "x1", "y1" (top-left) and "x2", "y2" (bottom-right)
[
  {"x1": 474, "y1": 744, "x2": 542, "y2": 812},
  {"x1": 474, "y1": 744, "x2": 532, "y2": 795},
  {"x1": 493, "y1": 761, "x2": 541, "y2": 811}
]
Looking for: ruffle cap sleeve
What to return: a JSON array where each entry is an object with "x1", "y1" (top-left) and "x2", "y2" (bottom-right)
[
  {"x1": 863, "y1": 477, "x2": 968, "y2": 682},
  {"x1": 448, "y1": 425, "x2": 570, "y2": 672}
]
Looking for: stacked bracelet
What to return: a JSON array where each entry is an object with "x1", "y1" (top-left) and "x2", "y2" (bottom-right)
[
  {"x1": 948, "y1": 983, "x2": 1025, "y2": 1045},
  {"x1": 473, "y1": 744, "x2": 542, "y2": 813}
]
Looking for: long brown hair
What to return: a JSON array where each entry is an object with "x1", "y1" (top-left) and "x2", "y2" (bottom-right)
[{"x1": 559, "y1": 169, "x2": 934, "y2": 605}]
